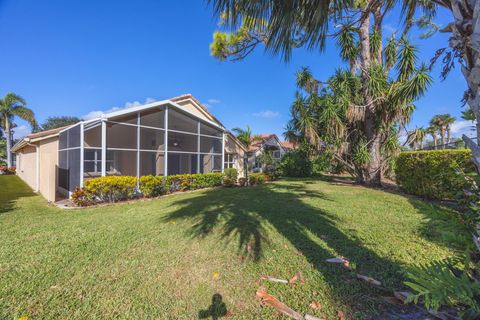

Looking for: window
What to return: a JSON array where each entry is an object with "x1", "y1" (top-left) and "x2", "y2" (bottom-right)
[
  {"x1": 272, "y1": 150, "x2": 281, "y2": 159},
  {"x1": 225, "y1": 153, "x2": 236, "y2": 169},
  {"x1": 83, "y1": 149, "x2": 102, "y2": 178},
  {"x1": 168, "y1": 153, "x2": 198, "y2": 175},
  {"x1": 106, "y1": 150, "x2": 137, "y2": 176}
]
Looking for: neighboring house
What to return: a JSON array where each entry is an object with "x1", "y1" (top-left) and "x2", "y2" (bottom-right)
[
  {"x1": 12, "y1": 94, "x2": 247, "y2": 202},
  {"x1": 248, "y1": 134, "x2": 288, "y2": 172}
]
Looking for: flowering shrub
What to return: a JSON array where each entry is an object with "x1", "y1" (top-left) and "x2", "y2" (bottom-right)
[
  {"x1": 0, "y1": 166, "x2": 16, "y2": 175},
  {"x1": 71, "y1": 187, "x2": 95, "y2": 207},
  {"x1": 139, "y1": 175, "x2": 167, "y2": 197},
  {"x1": 249, "y1": 172, "x2": 266, "y2": 185}
]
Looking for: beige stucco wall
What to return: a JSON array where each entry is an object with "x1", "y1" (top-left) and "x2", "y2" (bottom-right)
[
  {"x1": 225, "y1": 135, "x2": 246, "y2": 178},
  {"x1": 15, "y1": 137, "x2": 58, "y2": 202},
  {"x1": 38, "y1": 137, "x2": 59, "y2": 202},
  {"x1": 175, "y1": 100, "x2": 215, "y2": 123},
  {"x1": 16, "y1": 145, "x2": 37, "y2": 192}
]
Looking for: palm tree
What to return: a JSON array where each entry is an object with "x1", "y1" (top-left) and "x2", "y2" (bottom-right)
[
  {"x1": 443, "y1": 114, "x2": 456, "y2": 145},
  {"x1": 407, "y1": 127, "x2": 427, "y2": 150},
  {"x1": 231, "y1": 126, "x2": 261, "y2": 180},
  {"x1": 426, "y1": 125, "x2": 438, "y2": 150},
  {"x1": 0, "y1": 93, "x2": 36, "y2": 167},
  {"x1": 430, "y1": 115, "x2": 446, "y2": 148},
  {"x1": 209, "y1": 0, "x2": 431, "y2": 186}
]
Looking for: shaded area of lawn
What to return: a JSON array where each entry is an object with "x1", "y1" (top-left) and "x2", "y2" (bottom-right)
[
  {"x1": 0, "y1": 175, "x2": 463, "y2": 319},
  {"x1": 0, "y1": 175, "x2": 35, "y2": 214}
]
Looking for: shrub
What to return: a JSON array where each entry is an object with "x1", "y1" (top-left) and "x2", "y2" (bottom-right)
[
  {"x1": 238, "y1": 177, "x2": 246, "y2": 187},
  {"x1": 166, "y1": 172, "x2": 224, "y2": 192},
  {"x1": 395, "y1": 149, "x2": 474, "y2": 199},
  {"x1": 279, "y1": 150, "x2": 312, "y2": 177},
  {"x1": 139, "y1": 175, "x2": 167, "y2": 197},
  {"x1": 249, "y1": 172, "x2": 266, "y2": 185},
  {"x1": 0, "y1": 166, "x2": 16, "y2": 175},
  {"x1": 223, "y1": 168, "x2": 238, "y2": 187},
  {"x1": 312, "y1": 153, "x2": 333, "y2": 174},
  {"x1": 84, "y1": 176, "x2": 138, "y2": 203},
  {"x1": 71, "y1": 187, "x2": 95, "y2": 207}
]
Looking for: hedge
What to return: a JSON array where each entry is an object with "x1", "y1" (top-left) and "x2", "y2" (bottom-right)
[
  {"x1": 249, "y1": 172, "x2": 267, "y2": 185},
  {"x1": 395, "y1": 149, "x2": 474, "y2": 199},
  {"x1": 223, "y1": 168, "x2": 238, "y2": 187},
  {"x1": 72, "y1": 172, "x2": 225, "y2": 206}
]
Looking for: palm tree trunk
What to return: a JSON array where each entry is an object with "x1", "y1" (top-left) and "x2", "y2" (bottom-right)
[
  {"x1": 359, "y1": 9, "x2": 382, "y2": 186},
  {"x1": 5, "y1": 117, "x2": 11, "y2": 167},
  {"x1": 447, "y1": 128, "x2": 451, "y2": 145},
  {"x1": 440, "y1": 128, "x2": 446, "y2": 149}
]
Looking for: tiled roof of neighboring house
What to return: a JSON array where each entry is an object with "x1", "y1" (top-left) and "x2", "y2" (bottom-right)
[
  {"x1": 249, "y1": 134, "x2": 278, "y2": 152},
  {"x1": 11, "y1": 125, "x2": 70, "y2": 152},
  {"x1": 280, "y1": 141, "x2": 297, "y2": 150}
]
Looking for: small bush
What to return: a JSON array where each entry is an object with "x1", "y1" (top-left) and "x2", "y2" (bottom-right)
[
  {"x1": 312, "y1": 153, "x2": 333, "y2": 174},
  {"x1": 279, "y1": 150, "x2": 312, "y2": 177},
  {"x1": 71, "y1": 187, "x2": 95, "y2": 207},
  {"x1": 139, "y1": 175, "x2": 167, "y2": 197},
  {"x1": 395, "y1": 149, "x2": 474, "y2": 199},
  {"x1": 238, "y1": 177, "x2": 246, "y2": 187},
  {"x1": 0, "y1": 166, "x2": 16, "y2": 175},
  {"x1": 249, "y1": 172, "x2": 266, "y2": 185},
  {"x1": 84, "y1": 176, "x2": 138, "y2": 203},
  {"x1": 223, "y1": 168, "x2": 238, "y2": 187}
]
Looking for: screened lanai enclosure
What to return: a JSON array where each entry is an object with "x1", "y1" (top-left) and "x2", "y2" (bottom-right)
[{"x1": 57, "y1": 103, "x2": 224, "y2": 195}]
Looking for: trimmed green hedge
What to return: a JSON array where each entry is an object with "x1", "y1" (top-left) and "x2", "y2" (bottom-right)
[
  {"x1": 72, "y1": 173, "x2": 225, "y2": 206},
  {"x1": 395, "y1": 149, "x2": 474, "y2": 199}
]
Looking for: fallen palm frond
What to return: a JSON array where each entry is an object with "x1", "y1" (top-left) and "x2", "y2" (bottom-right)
[{"x1": 256, "y1": 286, "x2": 304, "y2": 320}]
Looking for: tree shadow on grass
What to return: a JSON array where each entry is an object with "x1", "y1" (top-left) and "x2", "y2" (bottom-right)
[
  {"x1": 0, "y1": 176, "x2": 36, "y2": 214},
  {"x1": 163, "y1": 181, "x2": 418, "y2": 317}
]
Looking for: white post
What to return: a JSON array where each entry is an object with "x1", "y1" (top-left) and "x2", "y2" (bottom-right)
[
  {"x1": 197, "y1": 121, "x2": 201, "y2": 173},
  {"x1": 80, "y1": 122, "x2": 84, "y2": 187},
  {"x1": 101, "y1": 120, "x2": 106, "y2": 176},
  {"x1": 221, "y1": 132, "x2": 225, "y2": 172},
  {"x1": 136, "y1": 112, "x2": 140, "y2": 182},
  {"x1": 164, "y1": 106, "x2": 168, "y2": 176}
]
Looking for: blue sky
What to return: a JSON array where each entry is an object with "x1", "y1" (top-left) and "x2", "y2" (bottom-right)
[{"x1": 0, "y1": 0, "x2": 474, "y2": 140}]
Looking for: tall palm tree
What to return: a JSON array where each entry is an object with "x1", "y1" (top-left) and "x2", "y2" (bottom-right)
[
  {"x1": 0, "y1": 93, "x2": 36, "y2": 167},
  {"x1": 430, "y1": 115, "x2": 446, "y2": 148},
  {"x1": 407, "y1": 127, "x2": 427, "y2": 150},
  {"x1": 426, "y1": 125, "x2": 438, "y2": 150},
  {"x1": 443, "y1": 114, "x2": 456, "y2": 145},
  {"x1": 231, "y1": 126, "x2": 261, "y2": 181}
]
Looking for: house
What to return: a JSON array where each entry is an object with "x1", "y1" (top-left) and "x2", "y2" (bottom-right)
[
  {"x1": 248, "y1": 134, "x2": 288, "y2": 172},
  {"x1": 12, "y1": 94, "x2": 247, "y2": 202}
]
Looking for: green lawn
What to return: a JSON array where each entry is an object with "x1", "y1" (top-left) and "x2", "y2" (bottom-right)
[{"x1": 0, "y1": 175, "x2": 464, "y2": 319}]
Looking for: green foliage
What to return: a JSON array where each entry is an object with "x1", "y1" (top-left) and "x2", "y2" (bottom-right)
[
  {"x1": 279, "y1": 150, "x2": 313, "y2": 177},
  {"x1": 238, "y1": 177, "x2": 246, "y2": 186},
  {"x1": 312, "y1": 152, "x2": 334, "y2": 174},
  {"x1": 71, "y1": 187, "x2": 95, "y2": 207},
  {"x1": 223, "y1": 168, "x2": 238, "y2": 187},
  {"x1": 41, "y1": 116, "x2": 81, "y2": 131},
  {"x1": 249, "y1": 172, "x2": 266, "y2": 185},
  {"x1": 165, "y1": 173, "x2": 224, "y2": 192},
  {"x1": 84, "y1": 176, "x2": 138, "y2": 203},
  {"x1": 139, "y1": 175, "x2": 167, "y2": 197},
  {"x1": 406, "y1": 257, "x2": 480, "y2": 317},
  {"x1": 395, "y1": 149, "x2": 474, "y2": 199}
]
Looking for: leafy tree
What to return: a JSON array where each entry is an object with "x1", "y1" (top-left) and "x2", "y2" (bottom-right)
[
  {"x1": 208, "y1": 0, "x2": 430, "y2": 186},
  {"x1": 231, "y1": 126, "x2": 259, "y2": 150},
  {"x1": 40, "y1": 116, "x2": 80, "y2": 131},
  {"x1": 0, "y1": 93, "x2": 36, "y2": 167}
]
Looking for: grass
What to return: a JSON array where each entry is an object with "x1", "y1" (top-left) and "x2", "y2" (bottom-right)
[{"x1": 0, "y1": 175, "x2": 465, "y2": 319}]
